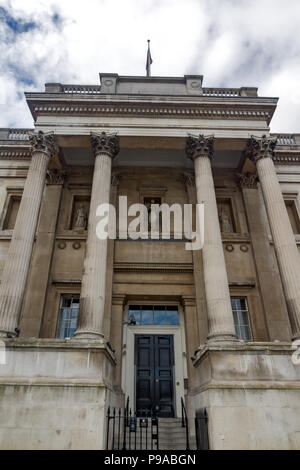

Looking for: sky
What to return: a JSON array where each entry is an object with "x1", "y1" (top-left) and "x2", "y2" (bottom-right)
[{"x1": 0, "y1": 0, "x2": 300, "y2": 132}]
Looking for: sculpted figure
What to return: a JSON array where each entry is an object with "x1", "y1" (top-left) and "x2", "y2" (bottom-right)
[
  {"x1": 218, "y1": 206, "x2": 233, "y2": 233},
  {"x1": 73, "y1": 205, "x2": 87, "y2": 230},
  {"x1": 146, "y1": 199, "x2": 159, "y2": 233}
]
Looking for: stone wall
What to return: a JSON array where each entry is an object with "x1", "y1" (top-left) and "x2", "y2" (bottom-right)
[
  {"x1": 0, "y1": 339, "x2": 116, "y2": 450},
  {"x1": 192, "y1": 342, "x2": 300, "y2": 449}
]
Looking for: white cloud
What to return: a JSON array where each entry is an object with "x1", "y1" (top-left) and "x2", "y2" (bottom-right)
[{"x1": 0, "y1": 0, "x2": 299, "y2": 132}]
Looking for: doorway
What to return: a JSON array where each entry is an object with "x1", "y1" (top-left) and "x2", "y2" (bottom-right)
[
  {"x1": 122, "y1": 302, "x2": 187, "y2": 418},
  {"x1": 135, "y1": 334, "x2": 175, "y2": 417}
]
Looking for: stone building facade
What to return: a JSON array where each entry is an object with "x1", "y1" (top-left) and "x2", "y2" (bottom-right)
[{"x1": 0, "y1": 74, "x2": 300, "y2": 449}]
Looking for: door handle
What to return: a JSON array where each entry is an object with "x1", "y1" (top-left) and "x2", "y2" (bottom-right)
[{"x1": 155, "y1": 379, "x2": 159, "y2": 383}]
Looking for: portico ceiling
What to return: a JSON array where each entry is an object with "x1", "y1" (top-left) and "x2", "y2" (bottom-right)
[{"x1": 61, "y1": 147, "x2": 243, "y2": 169}]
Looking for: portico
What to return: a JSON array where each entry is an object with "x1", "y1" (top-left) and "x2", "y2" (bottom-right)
[{"x1": 0, "y1": 74, "x2": 300, "y2": 449}]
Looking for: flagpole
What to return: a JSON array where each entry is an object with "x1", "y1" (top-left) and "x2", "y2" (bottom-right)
[{"x1": 146, "y1": 39, "x2": 152, "y2": 77}]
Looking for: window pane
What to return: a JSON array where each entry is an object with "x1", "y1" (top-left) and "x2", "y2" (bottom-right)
[
  {"x1": 62, "y1": 296, "x2": 72, "y2": 308},
  {"x1": 240, "y1": 326, "x2": 251, "y2": 341},
  {"x1": 239, "y1": 298, "x2": 247, "y2": 311},
  {"x1": 141, "y1": 306, "x2": 153, "y2": 325},
  {"x1": 231, "y1": 297, "x2": 252, "y2": 341},
  {"x1": 128, "y1": 306, "x2": 141, "y2": 325},
  {"x1": 154, "y1": 307, "x2": 165, "y2": 325},
  {"x1": 165, "y1": 307, "x2": 179, "y2": 325},
  {"x1": 57, "y1": 295, "x2": 79, "y2": 339}
]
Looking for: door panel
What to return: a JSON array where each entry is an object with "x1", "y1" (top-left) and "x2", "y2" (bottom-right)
[{"x1": 135, "y1": 335, "x2": 174, "y2": 417}]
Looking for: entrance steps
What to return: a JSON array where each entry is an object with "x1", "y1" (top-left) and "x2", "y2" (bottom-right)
[
  {"x1": 158, "y1": 418, "x2": 197, "y2": 450},
  {"x1": 113, "y1": 418, "x2": 197, "y2": 451}
]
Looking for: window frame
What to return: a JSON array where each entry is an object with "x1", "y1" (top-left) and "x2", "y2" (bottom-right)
[
  {"x1": 230, "y1": 296, "x2": 253, "y2": 342},
  {"x1": 128, "y1": 304, "x2": 180, "y2": 326},
  {"x1": 56, "y1": 293, "x2": 80, "y2": 339},
  {"x1": 0, "y1": 187, "x2": 23, "y2": 232}
]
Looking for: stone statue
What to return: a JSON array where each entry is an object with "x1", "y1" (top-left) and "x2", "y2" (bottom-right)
[
  {"x1": 218, "y1": 206, "x2": 233, "y2": 233},
  {"x1": 73, "y1": 205, "x2": 87, "y2": 230},
  {"x1": 146, "y1": 199, "x2": 158, "y2": 233}
]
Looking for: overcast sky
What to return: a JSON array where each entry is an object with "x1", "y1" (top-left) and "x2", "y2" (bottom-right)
[{"x1": 0, "y1": 0, "x2": 300, "y2": 132}]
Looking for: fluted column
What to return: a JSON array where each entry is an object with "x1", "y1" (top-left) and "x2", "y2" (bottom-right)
[
  {"x1": 74, "y1": 132, "x2": 119, "y2": 340},
  {"x1": 247, "y1": 135, "x2": 300, "y2": 339},
  {"x1": 186, "y1": 135, "x2": 236, "y2": 341},
  {"x1": 0, "y1": 131, "x2": 57, "y2": 337}
]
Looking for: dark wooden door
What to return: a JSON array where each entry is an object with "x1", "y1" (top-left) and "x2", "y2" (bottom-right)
[{"x1": 135, "y1": 335, "x2": 175, "y2": 417}]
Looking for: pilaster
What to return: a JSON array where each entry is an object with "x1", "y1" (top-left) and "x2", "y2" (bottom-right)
[
  {"x1": 19, "y1": 170, "x2": 65, "y2": 337},
  {"x1": 238, "y1": 172, "x2": 291, "y2": 341}
]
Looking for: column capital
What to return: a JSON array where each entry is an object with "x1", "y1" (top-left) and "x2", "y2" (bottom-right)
[
  {"x1": 237, "y1": 172, "x2": 258, "y2": 189},
  {"x1": 246, "y1": 134, "x2": 277, "y2": 163},
  {"x1": 185, "y1": 134, "x2": 214, "y2": 161},
  {"x1": 46, "y1": 169, "x2": 66, "y2": 185},
  {"x1": 90, "y1": 132, "x2": 120, "y2": 159},
  {"x1": 29, "y1": 131, "x2": 58, "y2": 159}
]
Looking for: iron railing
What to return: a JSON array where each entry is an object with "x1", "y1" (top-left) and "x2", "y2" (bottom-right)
[
  {"x1": 106, "y1": 399, "x2": 159, "y2": 450},
  {"x1": 181, "y1": 397, "x2": 190, "y2": 450}
]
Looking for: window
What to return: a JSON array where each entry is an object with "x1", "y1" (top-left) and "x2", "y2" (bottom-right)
[
  {"x1": 56, "y1": 294, "x2": 80, "y2": 338},
  {"x1": 284, "y1": 200, "x2": 300, "y2": 234},
  {"x1": 231, "y1": 297, "x2": 252, "y2": 341},
  {"x1": 3, "y1": 195, "x2": 21, "y2": 230},
  {"x1": 128, "y1": 305, "x2": 179, "y2": 326}
]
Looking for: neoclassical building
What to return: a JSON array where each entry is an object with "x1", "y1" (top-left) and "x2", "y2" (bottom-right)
[{"x1": 0, "y1": 74, "x2": 300, "y2": 450}]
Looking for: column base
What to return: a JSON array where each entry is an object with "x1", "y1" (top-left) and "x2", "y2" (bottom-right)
[
  {"x1": 73, "y1": 329, "x2": 104, "y2": 340},
  {"x1": 206, "y1": 334, "x2": 238, "y2": 343},
  {"x1": 291, "y1": 332, "x2": 300, "y2": 341},
  {"x1": 0, "y1": 329, "x2": 17, "y2": 338}
]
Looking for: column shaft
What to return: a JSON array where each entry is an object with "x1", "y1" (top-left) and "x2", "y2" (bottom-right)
[
  {"x1": 75, "y1": 132, "x2": 119, "y2": 340},
  {"x1": 0, "y1": 132, "x2": 56, "y2": 337},
  {"x1": 184, "y1": 174, "x2": 208, "y2": 344},
  {"x1": 186, "y1": 135, "x2": 236, "y2": 341}
]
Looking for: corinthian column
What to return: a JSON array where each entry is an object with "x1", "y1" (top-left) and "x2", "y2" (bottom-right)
[
  {"x1": 74, "y1": 132, "x2": 120, "y2": 340},
  {"x1": 247, "y1": 135, "x2": 300, "y2": 339},
  {"x1": 0, "y1": 131, "x2": 57, "y2": 337},
  {"x1": 186, "y1": 135, "x2": 236, "y2": 341}
]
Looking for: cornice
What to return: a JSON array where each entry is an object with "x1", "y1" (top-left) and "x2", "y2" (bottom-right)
[
  {"x1": 30, "y1": 102, "x2": 273, "y2": 122},
  {"x1": 25, "y1": 94, "x2": 276, "y2": 124}
]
